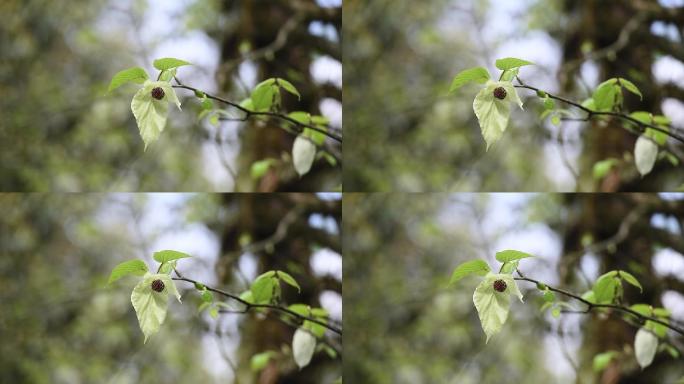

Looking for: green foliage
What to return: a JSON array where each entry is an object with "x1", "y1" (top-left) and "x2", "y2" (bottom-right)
[
  {"x1": 495, "y1": 57, "x2": 534, "y2": 70},
  {"x1": 593, "y1": 158, "x2": 618, "y2": 180},
  {"x1": 250, "y1": 351, "x2": 275, "y2": 372},
  {"x1": 107, "y1": 66, "x2": 149, "y2": 93},
  {"x1": 277, "y1": 270, "x2": 301, "y2": 292},
  {"x1": 448, "y1": 259, "x2": 491, "y2": 285},
  {"x1": 108, "y1": 259, "x2": 148, "y2": 284},
  {"x1": 448, "y1": 67, "x2": 490, "y2": 93},
  {"x1": 250, "y1": 159, "x2": 276, "y2": 180},
  {"x1": 495, "y1": 249, "x2": 534, "y2": 263},
  {"x1": 593, "y1": 351, "x2": 618, "y2": 371},
  {"x1": 251, "y1": 271, "x2": 279, "y2": 304},
  {"x1": 473, "y1": 80, "x2": 524, "y2": 150},
  {"x1": 153, "y1": 57, "x2": 192, "y2": 71},
  {"x1": 619, "y1": 78, "x2": 643, "y2": 100},
  {"x1": 250, "y1": 78, "x2": 302, "y2": 111},
  {"x1": 153, "y1": 249, "x2": 192, "y2": 263}
]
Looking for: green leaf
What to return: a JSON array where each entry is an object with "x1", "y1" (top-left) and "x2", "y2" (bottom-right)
[
  {"x1": 277, "y1": 270, "x2": 301, "y2": 292},
  {"x1": 201, "y1": 289, "x2": 214, "y2": 303},
  {"x1": 153, "y1": 57, "x2": 192, "y2": 71},
  {"x1": 500, "y1": 68, "x2": 519, "y2": 82},
  {"x1": 292, "y1": 328, "x2": 316, "y2": 369},
  {"x1": 108, "y1": 67, "x2": 149, "y2": 93},
  {"x1": 593, "y1": 158, "x2": 618, "y2": 180},
  {"x1": 250, "y1": 351, "x2": 275, "y2": 372},
  {"x1": 158, "y1": 260, "x2": 177, "y2": 275},
  {"x1": 618, "y1": 270, "x2": 643, "y2": 292},
  {"x1": 499, "y1": 260, "x2": 518, "y2": 274},
  {"x1": 251, "y1": 274, "x2": 277, "y2": 304},
  {"x1": 618, "y1": 78, "x2": 642, "y2": 100},
  {"x1": 276, "y1": 78, "x2": 301, "y2": 100},
  {"x1": 635, "y1": 327, "x2": 658, "y2": 369},
  {"x1": 473, "y1": 81, "x2": 524, "y2": 150},
  {"x1": 543, "y1": 97, "x2": 555, "y2": 110},
  {"x1": 288, "y1": 304, "x2": 311, "y2": 317},
  {"x1": 108, "y1": 259, "x2": 148, "y2": 284},
  {"x1": 131, "y1": 81, "x2": 182, "y2": 150},
  {"x1": 593, "y1": 351, "x2": 618, "y2": 372},
  {"x1": 449, "y1": 66, "x2": 490, "y2": 93},
  {"x1": 130, "y1": 273, "x2": 181, "y2": 343},
  {"x1": 153, "y1": 249, "x2": 192, "y2": 263},
  {"x1": 472, "y1": 274, "x2": 523, "y2": 343},
  {"x1": 251, "y1": 79, "x2": 278, "y2": 111},
  {"x1": 551, "y1": 306, "x2": 561, "y2": 318},
  {"x1": 251, "y1": 159, "x2": 275, "y2": 180},
  {"x1": 495, "y1": 57, "x2": 534, "y2": 70},
  {"x1": 593, "y1": 79, "x2": 619, "y2": 111},
  {"x1": 158, "y1": 68, "x2": 176, "y2": 82},
  {"x1": 292, "y1": 135, "x2": 316, "y2": 177},
  {"x1": 448, "y1": 259, "x2": 491, "y2": 285},
  {"x1": 543, "y1": 290, "x2": 556, "y2": 302},
  {"x1": 635, "y1": 135, "x2": 658, "y2": 176},
  {"x1": 593, "y1": 272, "x2": 619, "y2": 304},
  {"x1": 495, "y1": 249, "x2": 534, "y2": 263},
  {"x1": 630, "y1": 304, "x2": 652, "y2": 317}
]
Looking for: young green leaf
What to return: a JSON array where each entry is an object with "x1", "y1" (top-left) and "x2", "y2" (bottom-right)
[
  {"x1": 618, "y1": 270, "x2": 643, "y2": 292},
  {"x1": 449, "y1": 67, "x2": 490, "y2": 93},
  {"x1": 593, "y1": 351, "x2": 618, "y2": 372},
  {"x1": 130, "y1": 273, "x2": 181, "y2": 343},
  {"x1": 251, "y1": 159, "x2": 275, "y2": 180},
  {"x1": 495, "y1": 57, "x2": 534, "y2": 71},
  {"x1": 593, "y1": 79, "x2": 619, "y2": 111},
  {"x1": 543, "y1": 97, "x2": 555, "y2": 110},
  {"x1": 277, "y1": 270, "x2": 301, "y2": 292},
  {"x1": 618, "y1": 78, "x2": 642, "y2": 100},
  {"x1": 276, "y1": 78, "x2": 301, "y2": 100},
  {"x1": 251, "y1": 274, "x2": 277, "y2": 304},
  {"x1": 499, "y1": 260, "x2": 518, "y2": 274},
  {"x1": 634, "y1": 135, "x2": 658, "y2": 176},
  {"x1": 153, "y1": 57, "x2": 192, "y2": 71},
  {"x1": 153, "y1": 249, "x2": 192, "y2": 263},
  {"x1": 543, "y1": 290, "x2": 556, "y2": 302},
  {"x1": 448, "y1": 259, "x2": 491, "y2": 285},
  {"x1": 250, "y1": 351, "x2": 275, "y2": 372},
  {"x1": 108, "y1": 67, "x2": 149, "y2": 93},
  {"x1": 473, "y1": 81, "x2": 524, "y2": 150},
  {"x1": 292, "y1": 328, "x2": 316, "y2": 369},
  {"x1": 131, "y1": 80, "x2": 181, "y2": 150},
  {"x1": 108, "y1": 259, "x2": 148, "y2": 284},
  {"x1": 472, "y1": 273, "x2": 523, "y2": 343},
  {"x1": 634, "y1": 327, "x2": 658, "y2": 369},
  {"x1": 495, "y1": 249, "x2": 534, "y2": 263},
  {"x1": 292, "y1": 135, "x2": 316, "y2": 177},
  {"x1": 593, "y1": 158, "x2": 618, "y2": 180},
  {"x1": 593, "y1": 272, "x2": 619, "y2": 304},
  {"x1": 251, "y1": 79, "x2": 278, "y2": 111}
]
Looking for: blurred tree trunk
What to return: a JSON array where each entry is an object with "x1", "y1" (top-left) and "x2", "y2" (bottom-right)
[
  {"x1": 561, "y1": 0, "x2": 683, "y2": 191},
  {"x1": 216, "y1": 194, "x2": 341, "y2": 383},
  {"x1": 218, "y1": 1, "x2": 341, "y2": 192},
  {"x1": 560, "y1": 194, "x2": 684, "y2": 383}
]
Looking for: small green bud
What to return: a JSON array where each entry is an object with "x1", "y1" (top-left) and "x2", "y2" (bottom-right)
[
  {"x1": 194, "y1": 90, "x2": 206, "y2": 98},
  {"x1": 536, "y1": 90, "x2": 547, "y2": 98},
  {"x1": 536, "y1": 282, "x2": 547, "y2": 291},
  {"x1": 194, "y1": 282, "x2": 206, "y2": 291}
]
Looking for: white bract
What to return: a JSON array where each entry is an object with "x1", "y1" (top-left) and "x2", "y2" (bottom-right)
[
  {"x1": 292, "y1": 135, "x2": 316, "y2": 176},
  {"x1": 131, "y1": 80, "x2": 182, "y2": 150},
  {"x1": 473, "y1": 81, "x2": 524, "y2": 150},
  {"x1": 131, "y1": 273, "x2": 181, "y2": 343},
  {"x1": 472, "y1": 273, "x2": 524, "y2": 343},
  {"x1": 292, "y1": 327, "x2": 316, "y2": 369},
  {"x1": 634, "y1": 135, "x2": 658, "y2": 176},
  {"x1": 634, "y1": 327, "x2": 658, "y2": 369}
]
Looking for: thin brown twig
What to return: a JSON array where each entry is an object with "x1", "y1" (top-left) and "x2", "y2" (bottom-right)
[
  {"x1": 172, "y1": 270, "x2": 342, "y2": 335},
  {"x1": 514, "y1": 270, "x2": 684, "y2": 336}
]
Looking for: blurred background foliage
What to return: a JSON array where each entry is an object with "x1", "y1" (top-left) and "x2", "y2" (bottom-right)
[
  {"x1": 343, "y1": 192, "x2": 684, "y2": 383},
  {"x1": 0, "y1": 0, "x2": 341, "y2": 192},
  {"x1": 0, "y1": 193, "x2": 342, "y2": 383},
  {"x1": 343, "y1": 0, "x2": 684, "y2": 192}
]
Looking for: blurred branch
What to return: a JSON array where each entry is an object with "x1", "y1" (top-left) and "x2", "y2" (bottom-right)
[
  {"x1": 172, "y1": 78, "x2": 342, "y2": 143},
  {"x1": 514, "y1": 77, "x2": 684, "y2": 145},
  {"x1": 514, "y1": 270, "x2": 684, "y2": 337},
  {"x1": 172, "y1": 269, "x2": 342, "y2": 335}
]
